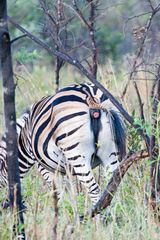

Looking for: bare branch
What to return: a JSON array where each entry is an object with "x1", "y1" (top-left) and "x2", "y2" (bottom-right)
[
  {"x1": 72, "y1": 0, "x2": 90, "y2": 28},
  {"x1": 147, "y1": 0, "x2": 155, "y2": 11},
  {"x1": 133, "y1": 81, "x2": 145, "y2": 121},
  {"x1": 90, "y1": 149, "x2": 149, "y2": 218},
  {"x1": 125, "y1": 11, "x2": 152, "y2": 22}
]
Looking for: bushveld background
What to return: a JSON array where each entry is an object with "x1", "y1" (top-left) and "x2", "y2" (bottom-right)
[{"x1": 0, "y1": 0, "x2": 160, "y2": 239}]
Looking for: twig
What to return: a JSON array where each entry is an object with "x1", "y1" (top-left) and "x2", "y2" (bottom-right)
[
  {"x1": 133, "y1": 81, "x2": 145, "y2": 121},
  {"x1": 125, "y1": 11, "x2": 152, "y2": 22},
  {"x1": 147, "y1": 0, "x2": 154, "y2": 11},
  {"x1": 72, "y1": 0, "x2": 90, "y2": 28},
  {"x1": 10, "y1": 34, "x2": 27, "y2": 44},
  {"x1": 121, "y1": 61, "x2": 143, "y2": 100}
]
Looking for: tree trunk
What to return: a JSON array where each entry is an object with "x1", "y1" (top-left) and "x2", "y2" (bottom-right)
[
  {"x1": 0, "y1": 0, "x2": 25, "y2": 238},
  {"x1": 149, "y1": 70, "x2": 160, "y2": 217}
]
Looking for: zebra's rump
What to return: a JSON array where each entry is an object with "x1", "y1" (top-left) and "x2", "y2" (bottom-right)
[{"x1": 0, "y1": 82, "x2": 126, "y2": 206}]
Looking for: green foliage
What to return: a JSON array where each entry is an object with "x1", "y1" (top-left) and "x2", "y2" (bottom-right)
[
  {"x1": 7, "y1": 0, "x2": 138, "y2": 67},
  {"x1": 62, "y1": 198, "x2": 74, "y2": 219},
  {"x1": 96, "y1": 26, "x2": 123, "y2": 61},
  {"x1": 2, "y1": 165, "x2": 160, "y2": 240},
  {"x1": 127, "y1": 110, "x2": 153, "y2": 152},
  {"x1": 127, "y1": 124, "x2": 142, "y2": 152},
  {"x1": 15, "y1": 48, "x2": 39, "y2": 64}
]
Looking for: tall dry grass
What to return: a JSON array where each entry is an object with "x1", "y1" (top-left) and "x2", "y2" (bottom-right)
[{"x1": 0, "y1": 62, "x2": 160, "y2": 239}]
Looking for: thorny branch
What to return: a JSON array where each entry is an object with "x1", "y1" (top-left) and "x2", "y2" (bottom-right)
[{"x1": 8, "y1": 16, "x2": 150, "y2": 149}]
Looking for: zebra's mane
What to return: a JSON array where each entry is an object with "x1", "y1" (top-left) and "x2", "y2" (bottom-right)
[{"x1": 109, "y1": 110, "x2": 126, "y2": 161}]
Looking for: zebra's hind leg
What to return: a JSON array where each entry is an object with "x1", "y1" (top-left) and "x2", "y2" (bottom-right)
[{"x1": 65, "y1": 156, "x2": 101, "y2": 206}]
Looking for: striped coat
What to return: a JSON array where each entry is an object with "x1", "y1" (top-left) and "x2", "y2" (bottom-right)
[{"x1": 0, "y1": 83, "x2": 126, "y2": 205}]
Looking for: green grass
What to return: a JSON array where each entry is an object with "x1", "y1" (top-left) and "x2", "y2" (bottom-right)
[
  {"x1": 0, "y1": 63, "x2": 160, "y2": 239},
  {"x1": 1, "y1": 164, "x2": 160, "y2": 240}
]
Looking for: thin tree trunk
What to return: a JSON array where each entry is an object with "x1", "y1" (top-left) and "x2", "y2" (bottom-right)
[
  {"x1": 149, "y1": 68, "x2": 160, "y2": 214},
  {"x1": 0, "y1": 0, "x2": 25, "y2": 238}
]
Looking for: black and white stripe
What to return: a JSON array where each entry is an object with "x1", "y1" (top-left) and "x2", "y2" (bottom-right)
[
  {"x1": 0, "y1": 111, "x2": 54, "y2": 189},
  {"x1": 0, "y1": 83, "x2": 126, "y2": 205}
]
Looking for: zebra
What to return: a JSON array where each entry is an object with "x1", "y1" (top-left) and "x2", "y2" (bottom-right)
[
  {"x1": 0, "y1": 110, "x2": 54, "y2": 187},
  {"x1": 0, "y1": 83, "x2": 126, "y2": 205},
  {"x1": 0, "y1": 110, "x2": 55, "y2": 207}
]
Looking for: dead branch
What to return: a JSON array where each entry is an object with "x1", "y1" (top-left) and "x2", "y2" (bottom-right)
[
  {"x1": 72, "y1": 0, "x2": 89, "y2": 27},
  {"x1": 8, "y1": 16, "x2": 150, "y2": 149},
  {"x1": 90, "y1": 149, "x2": 149, "y2": 218}
]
